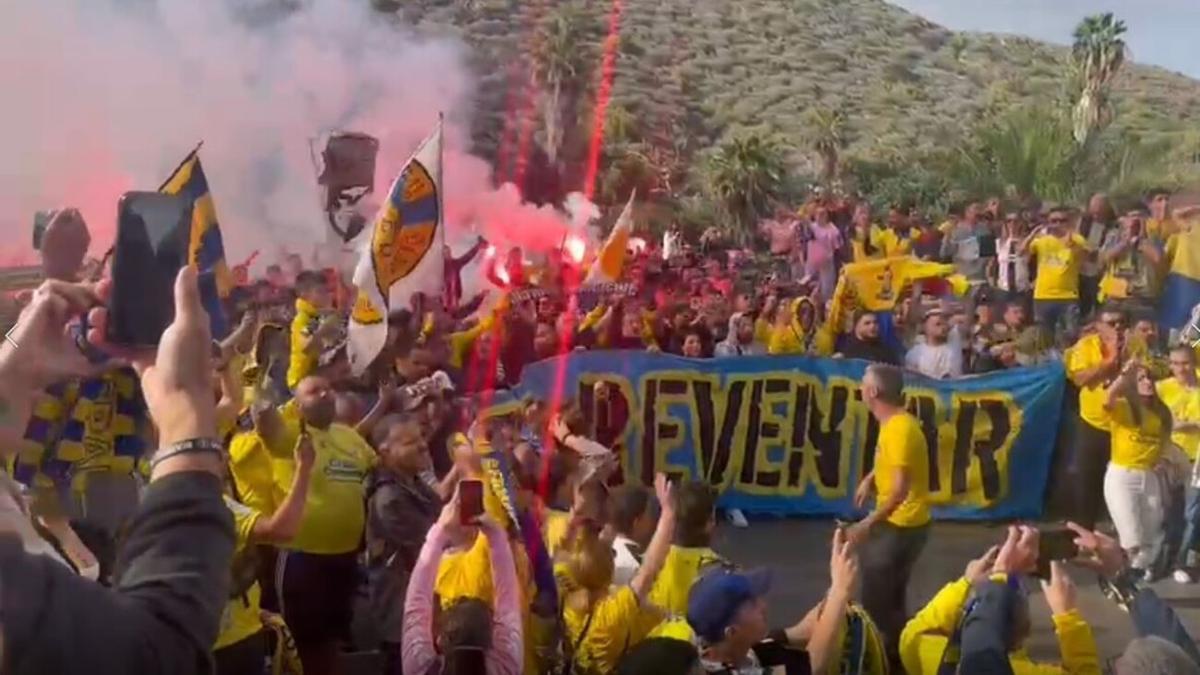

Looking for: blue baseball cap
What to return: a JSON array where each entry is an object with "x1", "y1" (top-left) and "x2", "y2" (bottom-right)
[{"x1": 686, "y1": 568, "x2": 773, "y2": 644}]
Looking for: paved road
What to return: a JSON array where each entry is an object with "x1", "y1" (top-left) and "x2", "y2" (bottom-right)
[{"x1": 722, "y1": 518, "x2": 1200, "y2": 662}]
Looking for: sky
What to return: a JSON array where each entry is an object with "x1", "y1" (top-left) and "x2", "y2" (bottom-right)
[{"x1": 890, "y1": 0, "x2": 1200, "y2": 80}]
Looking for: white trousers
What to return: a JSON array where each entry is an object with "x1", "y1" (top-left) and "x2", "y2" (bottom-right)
[{"x1": 1104, "y1": 463, "x2": 1164, "y2": 569}]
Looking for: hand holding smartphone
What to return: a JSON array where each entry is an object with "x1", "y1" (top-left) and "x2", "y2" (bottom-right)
[
  {"x1": 106, "y1": 191, "x2": 193, "y2": 348},
  {"x1": 1035, "y1": 527, "x2": 1079, "y2": 579},
  {"x1": 458, "y1": 479, "x2": 484, "y2": 525}
]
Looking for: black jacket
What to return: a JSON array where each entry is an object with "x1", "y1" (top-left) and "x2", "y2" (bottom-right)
[
  {"x1": 365, "y1": 469, "x2": 440, "y2": 644},
  {"x1": 0, "y1": 472, "x2": 234, "y2": 675}
]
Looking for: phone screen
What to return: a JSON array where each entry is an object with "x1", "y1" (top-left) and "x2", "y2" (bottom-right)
[
  {"x1": 459, "y1": 479, "x2": 484, "y2": 525},
  {"x1": 107, "y1": 192, "x2": 193, "y2": 347},
  {"x1": 1036, "y1": 528, "x2": 1079, "y2": 579}
]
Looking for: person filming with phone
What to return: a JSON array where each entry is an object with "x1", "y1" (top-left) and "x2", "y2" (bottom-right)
[
  {"x1": 1098, "y1": 207, "x2": 1166, "y2": 305},
  {"x1": 402, "y1": 485, "x2": 523, "y2": 675},
  {"x1": 274, "y1": 375, "x2": 378, "y2": 675},
  {"x1": 0, "y1": 267, "x2": 234, "y2": 675}
]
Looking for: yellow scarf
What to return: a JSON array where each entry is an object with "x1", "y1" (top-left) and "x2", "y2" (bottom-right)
[{"x1": 15, "y1": 368, "x2": 146, "y2": 495}]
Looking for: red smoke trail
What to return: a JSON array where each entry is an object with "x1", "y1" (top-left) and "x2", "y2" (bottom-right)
[
  {"x1": 540, "y1": 0, "x2": 625, "y2": 497},
  {"x1": 582, "y1": 0, "x2": 623, "y2": 200},
  {"x1": 467, "y1": 1, "x2": 550, "y2": 427}
]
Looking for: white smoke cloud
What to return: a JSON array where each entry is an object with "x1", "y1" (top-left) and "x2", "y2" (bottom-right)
[{"x1": 0, "y1": 0, "x2": 591, "y2": 272}]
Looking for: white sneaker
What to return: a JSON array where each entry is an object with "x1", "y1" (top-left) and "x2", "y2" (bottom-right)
[
  {"x1": 726, "y1": 508, "x2": 749, "y2": 528},
  {"x1": 1174, "y1": 569, "x2": 1194, "y2": 585}
]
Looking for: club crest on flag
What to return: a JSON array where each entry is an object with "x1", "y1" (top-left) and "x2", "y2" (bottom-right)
[
  {"x1": 371, "y1": 161, "x2": 439, "y2": 295},
  {"x1": 351, "y1": 288, "x2": 384, "y2": 326},
  {"x1": 348, "y1": 120, "x2": 445, "y2": 374}
]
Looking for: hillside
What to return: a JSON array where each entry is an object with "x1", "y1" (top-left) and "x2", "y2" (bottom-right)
[{"x1": 382, "y1": 0, "x2": 1200, "y2": 197}]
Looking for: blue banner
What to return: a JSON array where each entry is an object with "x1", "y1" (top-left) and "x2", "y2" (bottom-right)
[{"x1": 492, "y1": 352, "x2": 1065, "y2": 520}]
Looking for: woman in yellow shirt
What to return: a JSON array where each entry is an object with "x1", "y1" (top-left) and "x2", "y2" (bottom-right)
[
  {"x1": 1103, "y1": 360, "x2": 1173, "y2": 574},
  {"x1": 559, "y1": 474, "x2": 676, "y2": 675}
]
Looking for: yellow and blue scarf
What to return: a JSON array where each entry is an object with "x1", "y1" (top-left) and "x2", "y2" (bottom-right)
[{"x1": 14, "y1": 368, "x2": 147, "y2": 496}]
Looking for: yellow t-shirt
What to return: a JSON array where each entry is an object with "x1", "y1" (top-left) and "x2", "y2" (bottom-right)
[
  {"x1": 647, "y1": 545, "x2": 727, "y2": 617},
  {"x1": 1064, "y1": 334, "x2": 1112, "y2": 431},
  {"x1": 1030, "y1": 234, "x2": 1088, "y2": 300},
  {"x1": 1147, "y1": 217, "x2": 1180, "y2": 241},
  {"x1": 228, "y1": 431, "x2": 285, "y2": 515},
  {"x1": 1108, "y1": 400, "x2": 1168, "y2": 470},
  {"x1": 543, "y1": 508, "x2": 571, "y2": 557},
  {"x1": 276, "y1": 423, "x2": 375, "y2": 555},
  {"x1": 436, "y1": 530, "x2": 539, "y2": 674},
  {"x1": 215, "y1": 497, "x2": 263, "y2": 650},
  {"x1": 564, "y1": 586, "x2": 642, "y2": 675},
  {"x1": 871, "y1": 227, "x2": 913, "y2": 258},
  {"x1": 1157, "y1": 377, "x2": 1200, "y2": 460},
  {"x1": 874, "y1": 412, "x2": 931, "y2": 528},
  {"x1": 287, "y1": 297, "x2": 321, "y2": 389}
]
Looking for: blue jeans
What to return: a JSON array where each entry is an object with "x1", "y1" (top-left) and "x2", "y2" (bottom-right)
[
  {"x1": 1033, "y1": 299, "x2": 1080, "y2": 347},
  {"x1": 1176, "y1": 486, "x2": 1200, "y2": 569}
]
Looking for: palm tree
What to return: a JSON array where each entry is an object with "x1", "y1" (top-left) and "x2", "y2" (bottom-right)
[
  {"x1": 952, "y1": 106, "x2": 1079, "y2": 203},
  {"x1": 1071, "y1": 13, "x2": 1128, "y2": 146},
  {"x1": 533, "y1": 6, "x2": 589, "y2": 164},
  {"x1": 949, "y1": 34, "x2": 968, "y2": 63},
  {"x1": 703, "y1": 133, "x2": 788, "y2": 238},
  {"x1": 804, "y1": 107, "x2": 846, "y2": 184}
]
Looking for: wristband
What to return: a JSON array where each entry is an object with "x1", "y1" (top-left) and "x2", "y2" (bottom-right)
[{"x1": 150, "y1": 438, "x2": 226, "y2": 471}]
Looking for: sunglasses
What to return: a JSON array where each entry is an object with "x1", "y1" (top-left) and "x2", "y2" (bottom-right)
[{"x1": 1048, "y1": 217, "x2": 1067, "y2": 224}]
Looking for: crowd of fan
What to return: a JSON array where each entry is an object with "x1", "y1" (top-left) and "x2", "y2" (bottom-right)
[{"x1": 0, "y1": 187, "x2": 1199, "y2": 675}]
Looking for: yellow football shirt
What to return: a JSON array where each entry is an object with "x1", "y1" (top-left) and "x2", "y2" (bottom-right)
[
  {"x1": 1064, "y1": 334, "x2": 1112, "y2": 431},
  {"x1": 874, "y1": 413, "x2": 931, "y2": 528},
  {"x1": 228, "y1": 430, "x2": 284, "y2": 515},
  {"x1": 1030, "y1": 234, "x2": 1088, "y2": 300},
  {"x1": 542, "y1": 508, "x2": 571, "y2": 557},
  {"x1": 563, "y1": 586, "x2": 643, "y2": 674},
  {"x1": 276, "y1": 423, "x2": 375, "y2": 555},
  {"x1": 215, "y1": 497, "x2": 263, "y2": 650},
  {"x1": 871, "y1": 227, "x2": 913, "y2": 258},
  {"x1": 647, "y1": 545, "x2": 727, "y2": 617},
  {"x1": 1108, "y1": 400, "x2": 1167, "y2": 470},
  {"x1": 1157, "y1": 377, "x2": 1200, "y2": 460}
]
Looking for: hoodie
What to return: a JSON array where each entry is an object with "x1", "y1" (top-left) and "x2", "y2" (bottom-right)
[{"x1": 715, "y1": 313, "x2": 766, "y2": 357}]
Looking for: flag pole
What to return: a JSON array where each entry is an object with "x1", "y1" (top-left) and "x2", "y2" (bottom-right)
[
  {"x1": 158, "y1": 141, "x2": 204, "y2": 191},
  {"x1": 436, "y1": 112, "x2": 445, "y2": 231}
]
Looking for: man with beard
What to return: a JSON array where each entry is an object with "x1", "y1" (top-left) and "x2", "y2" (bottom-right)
[
  {"x1": 275, "y1": 376, "x2": 377, "y2": 675},
  {"x1": 837, "y1": 311, "x2": 899, "y2": 365}
]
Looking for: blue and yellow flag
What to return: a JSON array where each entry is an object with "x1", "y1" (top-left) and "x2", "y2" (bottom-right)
[
  {"x1": 1162, "y1": 223, "x2": 1200, "y2": 332},
  {"x1": 160, "y1": 145, "x2": 234, "y2": 338}
]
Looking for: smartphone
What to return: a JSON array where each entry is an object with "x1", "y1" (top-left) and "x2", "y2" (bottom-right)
[
  {"x1": 106, "y1": 191, "x2": 194, "y2": 347},
  {"x1": 459, "y1": 479, "x2": 484, "y2": 525},
  {"x1": 1036, "y1": 528, "x2": 1079, "y2": 579}
]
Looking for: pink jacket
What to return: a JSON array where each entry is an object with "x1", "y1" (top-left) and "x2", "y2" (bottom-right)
[{"x1": 402, "y1": 522, "x2": 523, "y2": 675}]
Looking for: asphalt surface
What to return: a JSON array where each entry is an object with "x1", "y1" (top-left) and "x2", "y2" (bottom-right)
[{"x1": 721, "y1": 517, "x2": 1200, "y2": 662}]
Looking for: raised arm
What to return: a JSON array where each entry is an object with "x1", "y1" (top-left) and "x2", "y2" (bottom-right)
[
  {"x1": 403, "y1": 519, "x2": 453, "y2": 675},
  {"x1": 451, "y1": 237, "x2": 488, "y2": 270},
  {"x1": 1104, "y1": 361, "x2": 1137, "y2": 411},
  {"x1": 806, "y1": 529, "x2": 859, "y2": 674},
  {"x1": 629, "y1": 475, "x2": 678, "y2": 600},
  {"x1": 481, "y1": 517, "x2": 523, "y2": 675},
  {"x1": 250, "y1": 432, "x2": 315, "y2": 544}
]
